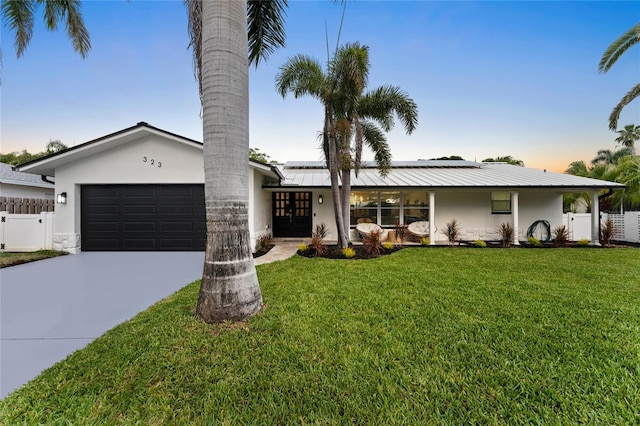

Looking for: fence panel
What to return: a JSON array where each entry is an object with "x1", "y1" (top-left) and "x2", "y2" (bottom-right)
[
  {"x1": 0, "y1": 212, "x2": 55, "y2": 252},
  {"x1": 563, "y1": 213, "x2": 592, "y2": 241},
  {"x1": 0, "y1": 197, "x2": 55, "y2": 214}
]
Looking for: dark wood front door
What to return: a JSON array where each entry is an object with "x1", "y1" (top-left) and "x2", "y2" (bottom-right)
[{"x1": 272, "y1": 192, "x2": 312, "y2": 237}]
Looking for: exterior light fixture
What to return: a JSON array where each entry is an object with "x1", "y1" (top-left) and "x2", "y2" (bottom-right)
[
  {"x1": 318, "y1": 194, "x2": 323, "y2": 204},
  {"x1": 57, "y1": 192, "x2": 67, "y2": 204}
]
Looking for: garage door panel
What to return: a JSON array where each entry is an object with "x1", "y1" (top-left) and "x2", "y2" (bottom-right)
[{"x1": 82, "y1": 184, "x2": 205, "y2": 251}]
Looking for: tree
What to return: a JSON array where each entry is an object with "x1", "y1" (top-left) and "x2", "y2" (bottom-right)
[
  {"x1": 45, "y1": 139, "x2": 68, "y2": 154},
  {"x1": 5, "y1": 0, "x2": 290, "y2": 323},
  {"x1": 332, "y1": 43, "x2": 417, "y2": 241},
  {"x1": 275, "y1": 49, "x2": 353, "y2": 247},
  {"x1": 591, "y1": 147, "x2": 633, "y2": 166},
  {"x1": 427, "y1": 156, "x2": 466, "y2": 161},
  {"x1": 249, "y1": 148, "x2": 275, "y2": 164},
  {"x1": 599, "y1": 22, "x2": 640, "y2": 131},
  {"x1": 482, "y1": 155, "x2": 524, "y2": 166},
  {"x1": 614, "y1": 124, "x2": 639, "y2": 155},
  {"x1": 0, "y1": 140, "x2": 68, "y2": 165}
]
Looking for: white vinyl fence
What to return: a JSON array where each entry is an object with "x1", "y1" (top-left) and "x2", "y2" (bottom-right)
[
  {"x1": 0, "y1": 212, "x2": 54, "y2": 252},
  {"x1": 562, "y1": 212, "x2": 640, "y2": 243}
]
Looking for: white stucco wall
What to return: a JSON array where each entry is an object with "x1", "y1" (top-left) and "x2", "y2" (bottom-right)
[
  {"x1": 0, "y1": 183, "x2": 54, "y2": 199},
  {"x1": 312, "y1": 189, "x2": 563, "y2": 244}
]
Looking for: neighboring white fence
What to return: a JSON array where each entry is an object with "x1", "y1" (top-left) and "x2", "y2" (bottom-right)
[
  {"x1": 0, "y1": 212, "x2": 54, "y2": 252},
  {"x1": 603, "y1": 212, "x2": 640, "y2": 244},
  {"x1": 562, "y1": 212, "x2": 640, "y2": 243}
]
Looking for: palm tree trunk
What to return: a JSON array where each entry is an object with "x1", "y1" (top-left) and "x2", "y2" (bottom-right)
[
  {"x1": 340, "y1": 168, "x2": 352, "y2": 244},
  {"x1": 326, "y1": 114, "x2": 348, "y2": 248},
  {"x1": 196, "y1": 0, "x2": 263, "y2": 323}
]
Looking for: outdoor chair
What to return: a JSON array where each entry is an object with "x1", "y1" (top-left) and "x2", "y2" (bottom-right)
[
  {"x1": 355, "y1": 222, "x2": 387, "y2": 241},
  {"x1": 407, "y1": 221, "x2": 430, "y2": 240}
]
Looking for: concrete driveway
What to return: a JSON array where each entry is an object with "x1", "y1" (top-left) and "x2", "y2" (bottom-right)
[{"x1": 0, "y1": 252, "x2": 205, "y2": 399}]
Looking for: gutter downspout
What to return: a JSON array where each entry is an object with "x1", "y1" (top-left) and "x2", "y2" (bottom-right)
[{"x1": 41, "y1": 175, "x2": 55, "y2": 185}]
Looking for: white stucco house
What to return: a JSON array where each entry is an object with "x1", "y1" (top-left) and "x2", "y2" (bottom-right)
[
  {"x1": 0, "y1": 162, "x2": 54, "y2": 199},
  {"x1": 16, "y1": 122, "x2": 624, "y2": 253}
]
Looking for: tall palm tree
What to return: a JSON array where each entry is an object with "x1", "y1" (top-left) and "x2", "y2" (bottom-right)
[
  {"x1": 591, "y1": 147, "x2": 634, "y2": 166},
  {"x1": 614, "y1": 124, "x2": 640, "y2": 155},
  {"x1": 482, "y1": 155, "x2": 525, "y2": 166},
  {"x1": 333, "y1": 44, "x2": 418, "y2": 239},
  {"x1": 276, "y1": 43, "x2": 417, "y2": 245},
  {"x1": 5, "y1": 0, "x2": 289, "y2": 323},
  {"x1": 599, "y1": 22, "x2": 640, "y2": 131},
  {"x1": 275, "y1": 50, "x2": 356, "y2": 248}
]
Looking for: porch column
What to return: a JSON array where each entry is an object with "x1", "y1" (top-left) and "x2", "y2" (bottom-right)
[
  {"x1": 429, "y1": 191, "x2": 436, "y2": 245},
  {"x1": 591, "y1": 191, "x2": 601, "y2": 246},
  {"x1": 511, "y1": 191, "x2": 520, "y2": 246}
]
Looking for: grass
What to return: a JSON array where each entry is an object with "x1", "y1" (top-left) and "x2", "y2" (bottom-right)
[
  {"x1": 1, "y1": 248, "x2": 639, "y2": 424},
  {"x1": 0, "y1": 250, "x2": 67, "y2": 268}
]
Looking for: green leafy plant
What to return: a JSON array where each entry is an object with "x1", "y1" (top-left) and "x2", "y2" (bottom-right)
[
  {"x1": 441, "y1": 219, "x2": 460, "y2": 246},
  {"x1": 255, "y1": 232, "x2": 273, "y2": 254},
  {"x1": 474, "y1": 240, "x2": 487, "y2": 248},
  {"x1": 498, "y1": 222, "x2": 514, "y2": 248},
  {"x1": 362, "y1": 229, "x2": 383, "y2": 258},
  {"x1": 576, "y1": 238, "x2": 590, "y2": 247},
  {"x1": 552, "y1": 225, "x2": 569, "y2": 247},
  {"x1": 420, "y1": 237, "x2": 430, "y2": 246},
  {"x1": 382, "y1": 241, "x2": 395, "y2": 251},
  {"x1": 297, "y1": 243, "x2": 308, "y2": 254},
  {"x1": 342, "y1": 247, "x2": 356, "y2": 259},
  {"x1": 600, "y1": 218, "x2": 615, "y2": 247},
  {"x1": 527, "y1": 236, "x2": 542, "y2": 247}
]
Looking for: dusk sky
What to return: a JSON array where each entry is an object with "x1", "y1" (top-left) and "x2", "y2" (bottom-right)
[{"x1": 2, "y1": 1, "x2": 639, "y2": 172}]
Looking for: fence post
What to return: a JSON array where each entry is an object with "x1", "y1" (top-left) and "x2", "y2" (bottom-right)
[{"x1": 0, "y1": 211, "x2": 6, "y2": 251}]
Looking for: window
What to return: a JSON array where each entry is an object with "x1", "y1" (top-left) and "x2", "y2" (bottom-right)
[
  {"x1": 491, "y1": 191, "x2": 511, "y2": 214},
  {"x1": 403, "y1": 191, "x2": 429, "y2": 224},
  {"x1": 350, "y1": 191, "x2": 429, "y2": 226},
  {"x1": 350, "y1": 191, "x2": 378, "y2": 225}
]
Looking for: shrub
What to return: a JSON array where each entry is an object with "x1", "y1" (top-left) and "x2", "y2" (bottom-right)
[
  {"x1": 527, "y1": 236, "x2": 542, "y2": 247},
  {"x1": 600, "y1": 218, "x2": 615, "y2": 247},
  {"x1": 297, "y1": 243, "x2": 308, "y2": 253},
  {"x1": 420, "y1": 237, "x2": 430, "y2": 246},
  {"x1": 474, "y1": 239, "x2": 486, "y2": 248},
  {"x1": 362, "y1": 229, "x2": 383, "y2": 258},
  {"x1": 576, "y1": 238, "x2": 590, "y2": 247},
  {"x1": 382, "y1": 241, "x2": 395, "y2": 251},
  {"x1": 441, "y1": 219, "x2": 460, "y2": 246},
  {"x1": 394, "y1": 221, "x2": 408, "y2": 246},
  {"x1": 310, "y1": 224, "x2": 328, "y2": 256},
  {"x1": 552, "y1": 225, "x2": 569, "y2": 247},
  {"x1": 342, "y1": 247, "x2": 356, "y2": 259},
  {"x1": 255, "y1": 233, "x2": 273, "y2": 254},
  {"x1": 498, "y1": 222, "x2": 514, "y2": 248}
]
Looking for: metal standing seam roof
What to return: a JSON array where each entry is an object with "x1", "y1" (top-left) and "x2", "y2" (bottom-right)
[
  {"x1": 273, "y1": 161, "x2": 625, "y2": 190},
  {"x1": 0, "y1": 162, "x2": 54, "y2": 189}
]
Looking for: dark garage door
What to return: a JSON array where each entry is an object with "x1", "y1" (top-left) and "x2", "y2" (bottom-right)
[{"x1": 81, "y1": 184, "x2": 206, "y2": 251}]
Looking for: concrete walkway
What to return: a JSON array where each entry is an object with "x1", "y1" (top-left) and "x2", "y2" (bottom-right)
[{"x1": 0, "y1": 244, "x2": 299, "y2": 399}]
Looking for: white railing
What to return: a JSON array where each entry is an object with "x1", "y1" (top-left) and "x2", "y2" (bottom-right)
[{"x1": 0, "y1": 212, "x2": 54, "y2": 252}]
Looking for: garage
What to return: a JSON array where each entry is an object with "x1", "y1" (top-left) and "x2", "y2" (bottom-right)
[{"x1": 81, "y1": 184, "x2": 206, "y2": 251}]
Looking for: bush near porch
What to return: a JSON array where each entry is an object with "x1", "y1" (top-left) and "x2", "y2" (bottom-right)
[{"x1": 1, "y1": 248, "x2": 638, "y2": 424}]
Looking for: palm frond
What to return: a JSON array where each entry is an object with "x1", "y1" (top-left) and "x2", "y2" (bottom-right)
[
  {"x1": 361, "y1": 121, "x2": 391, "y2": 177},
  {"x1": 609, "y1": 83, "x2": 640, "y2": 131},
  {"x1": 275, "y1": 54, "x2": 326, "y2": 99},
  {"x1": 599, "y1": 22, "x2": 640, "y2": 73},
  {"x1": 2, "y1": 0, "x2": 37, "y2": 58},
  {"x1": 358, "y1": 85, "x2": 418, "y2": 134},
  {"x1": 184, "y1": 0, "x2": 202, "y2": 95},
  {"x1": 247, "y1": 0, "x2": 287, "y2": 67},
  {"x1": 61, "y1": 0, "x2": 91, "y2": 58}
]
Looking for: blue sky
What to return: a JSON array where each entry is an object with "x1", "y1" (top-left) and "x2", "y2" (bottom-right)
[{"x1": 2, "y1": 1, "x2": 639, "y2": 172}]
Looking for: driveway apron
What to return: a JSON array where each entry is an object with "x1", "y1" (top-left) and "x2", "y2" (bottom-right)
[{"x1": 0, "y1": 252, "x2": 205, "y2": 399}]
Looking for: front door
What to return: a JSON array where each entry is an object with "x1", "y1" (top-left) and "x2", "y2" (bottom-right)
[{"x1": 272, "y1": 192, "x2": 312, "y2": 237}]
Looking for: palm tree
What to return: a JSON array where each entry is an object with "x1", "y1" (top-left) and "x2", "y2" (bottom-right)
[
  {"x1": 599, "y1": 22, "x2": 640, "y2": 131},
  {"x1": 5, "y1": 0, "x2": 290, "y2": 323},
  {"x1": 591, "y1": 147, "x2": 634, "y2": 166},
  {"x1": 276, "y1": 43, "x2": 417, "y2": 245},
  {"x1": 614, "y1": 124, "x2": 639, "y2": 155},
  {"x1": 333, "y1": 43, "x2": 418, "y2": 240},
  {"x1": 275, "y1": 49, "x2": 356, "y2": 248}
]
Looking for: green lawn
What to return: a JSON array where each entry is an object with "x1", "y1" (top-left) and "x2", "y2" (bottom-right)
[
  {"x1": 1, "y1": 248, "x2": 638, "y2": 424},
  {"x1": 0, "y1": 250, "x2": 67, "y2": 268}
]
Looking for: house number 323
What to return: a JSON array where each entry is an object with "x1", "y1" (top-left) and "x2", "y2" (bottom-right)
[{"x1": 142, "y1": 157, "x2": 162, "y2": 168}]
